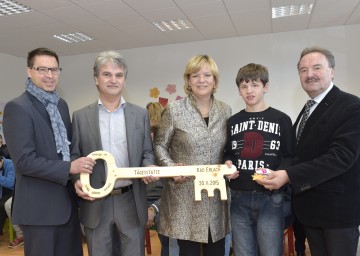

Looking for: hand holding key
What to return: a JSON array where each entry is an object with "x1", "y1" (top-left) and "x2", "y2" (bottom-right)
[{"x1": 80, "y1": 151, "x2": 237, "y2": 201}]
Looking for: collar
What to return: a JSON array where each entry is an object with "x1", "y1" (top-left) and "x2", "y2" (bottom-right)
[
  {"x1": 98, "y1": 97, "x2": 126, "y2": 112},
  {"x1": 188, "y1": 93, "x2": 214, "y2": 109},
  {"x1": 312, "y1": 82, "x2": 334, "y2": 104}
]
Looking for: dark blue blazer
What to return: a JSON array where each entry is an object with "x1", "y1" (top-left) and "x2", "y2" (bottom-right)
[
  {"x1": 3, "y1": 91, "x2": 75, "y2": 225},
  {"x1": 288, "y1": 86, "x2": 360, "y2": 228}
]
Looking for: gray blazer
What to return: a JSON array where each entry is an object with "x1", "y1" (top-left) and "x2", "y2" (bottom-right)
[{"x1": 71, "y1": 101, "x2": 155, "y2": 229}]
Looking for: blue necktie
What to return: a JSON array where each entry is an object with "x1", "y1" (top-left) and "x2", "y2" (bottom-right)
[{"x1": 297, "y1": 100, "x2": 316, "y2": 142}]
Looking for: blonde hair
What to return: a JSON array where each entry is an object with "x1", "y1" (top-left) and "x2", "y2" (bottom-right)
[
  {"x1": 183, "y1": 55, "x2": 219, "y2": 96},
  {"x1": 147, "y1": 102, "x2": 163, "y2": 128}
]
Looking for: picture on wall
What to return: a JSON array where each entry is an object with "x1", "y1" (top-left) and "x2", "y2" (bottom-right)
[{"x1": 149, "y1": 83, "x2": 183, "y2": 107}]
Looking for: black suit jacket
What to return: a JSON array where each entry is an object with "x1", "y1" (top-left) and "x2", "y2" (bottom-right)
[
  {"x1": 3, "y1": 91, "x2": 75, "y2": 225},
  {"x1": 287, "y1": 86, "x2": 360, "y2": 228}
]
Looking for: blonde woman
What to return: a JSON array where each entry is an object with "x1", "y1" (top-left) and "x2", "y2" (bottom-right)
[
  {"x1": 146, "y1": 102, "x2": 164, "y2": 141},
  {"x1": 154, "y1": 55, "x2": 238, "y2": 256}
]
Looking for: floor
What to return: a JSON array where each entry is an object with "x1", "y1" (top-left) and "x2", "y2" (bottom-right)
[
  {"x1": 2, "y1": 226, "x2": 359, "y2": 255},
  {"x1": 0, "y1": 230, "x2": 162, "y2": 256},
  {"x1": 0, "y1": 230, "x2": 314, "y2": 256}
]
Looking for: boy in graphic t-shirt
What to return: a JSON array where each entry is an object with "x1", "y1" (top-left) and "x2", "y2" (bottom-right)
[{"x1": 224, "y1": 63, "x2": 295, "y2": 256}]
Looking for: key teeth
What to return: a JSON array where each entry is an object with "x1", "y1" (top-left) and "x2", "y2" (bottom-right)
[
  {"x1": 194, "y1": 184, "x2": 229, "y2": 201},
  {"x1": 194, "y1": 190, "x2": 228, "y2": 201}
]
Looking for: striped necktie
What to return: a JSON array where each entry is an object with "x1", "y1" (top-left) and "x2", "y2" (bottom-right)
[{"x1": 297, "y1": 100, "x2": 316, "y2": 142}]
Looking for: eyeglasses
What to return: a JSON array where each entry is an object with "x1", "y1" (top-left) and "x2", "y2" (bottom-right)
[{"x1": 32, "y1": 66, "x2": 62, "y2": 75}]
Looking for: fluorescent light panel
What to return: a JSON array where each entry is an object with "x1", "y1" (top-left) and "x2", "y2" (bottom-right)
[
  {"x1": 153, "y1": 19, "x2": 192, "y2": 32},
  {"x1": 272, "y1": 3, "x2": 314, "y2": 19},
  {"x1": 53, "y1": 33, "x2": 94, "y2": 43},
  {"x1": 0, "y1": 0, "x2": 32, "y2": 16}
]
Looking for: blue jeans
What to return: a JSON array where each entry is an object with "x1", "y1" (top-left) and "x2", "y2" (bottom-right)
[
  {"x1": 169, "y1": 237, "x2": 180, "y2": 256},
  {"x1": 158, "y1": 233, "x2": 179, "y2": 256},
  {"x1": 230, "y1": 190, "x2": 284, "y2": 256},
  {"x1": 224, "y1": 233, "x2": 232, "y2": 256}
]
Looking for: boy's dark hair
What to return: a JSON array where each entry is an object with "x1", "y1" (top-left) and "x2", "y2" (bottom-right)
[
  {"x1": 235, "y1": 63, "x2": 269, "y2": 87},
  {"x1": 27, "y1": 47, "x2": 59, "y2": 68}
]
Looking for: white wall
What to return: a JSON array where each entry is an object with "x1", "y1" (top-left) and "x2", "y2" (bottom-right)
[
  {"x1": 0, "y1": 52, "x2": 27, "y2": 102},
  {"x1": 1, "y1": 24, "x2": 360, "y2": 123}
]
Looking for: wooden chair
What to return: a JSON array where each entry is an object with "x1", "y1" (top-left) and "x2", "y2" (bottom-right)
[
  {"x1": 283, "y1": 225, "x2": 295, "y2": 256},
  {"x1": 145, "y1": 226, "x2": 152, "y2": 254},
  {"x1": 3, "y1": 217, "x2": 15, "y2": 242}
]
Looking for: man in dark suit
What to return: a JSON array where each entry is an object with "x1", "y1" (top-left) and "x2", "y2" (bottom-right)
[
  {"x1": 256, "y1": 46, "x2": 360, "y2": 256},
  {"x1": 3, "y1": 47, "x2": 95, "y2": 256},
  {"x1": 71, "y1": 50, "x2": 157, "y2": 256}
]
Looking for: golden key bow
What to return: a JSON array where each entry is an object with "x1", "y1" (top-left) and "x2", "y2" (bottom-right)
[{"x1": 80, "y1": 151, "x2": 236, "y2": 201}]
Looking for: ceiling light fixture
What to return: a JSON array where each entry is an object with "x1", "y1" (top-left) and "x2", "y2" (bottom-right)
[
  {"x1": 0, "y1": 0, "x2": 33, "y2": 16},
  {"x1": 272, "y1": 3, "x2": 314, "y2": 19},
  {"x1": 53, "y1": 33, "x2": 94, "y2": 43},
  {"x1": 153, "y1": 19, "x2": 193, "y2": 32}
]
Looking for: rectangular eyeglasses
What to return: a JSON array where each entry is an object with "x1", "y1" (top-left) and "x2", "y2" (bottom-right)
[{"x1": 32, "y1": 66, "x2": 62, "y2": 75}]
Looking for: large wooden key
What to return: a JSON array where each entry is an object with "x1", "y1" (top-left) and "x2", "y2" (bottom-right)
[{"x1": 80, "y1": 151, "x2": 236, "y2": 201}]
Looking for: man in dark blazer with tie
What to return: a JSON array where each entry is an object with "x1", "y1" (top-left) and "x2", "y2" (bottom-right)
[
  {"x1": 3, "y1": 47, "x2": 95, "y2": 256},
  {"x1": 71, "y1": 50, "x2": 156, "y2": 256},
  {"x1": 256, "y1": 46, "x2": 360, "y2": 256}
]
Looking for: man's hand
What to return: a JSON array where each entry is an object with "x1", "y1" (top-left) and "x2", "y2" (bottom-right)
[
  {"x1": 74, "y1": 180, "x2": 95, "y2": 201},
  {"x1": 255, "y1": 170, "x2": 290, "y2": 190},
  {"x1": 70, "y1": 157, "x2": 96, "y2": 175},
  {"x1": 172, "y1": 176, "x2": 192, "y2": 184},
  {"x1": 142, "y1": 175, "x2": 160, "y2": 184},
  {"x1": 142, "y1": 165, "x2": 160, "y2": 184},
  {"x1": 171, "y1": 163, "x2": 191, "y2": 184}
]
